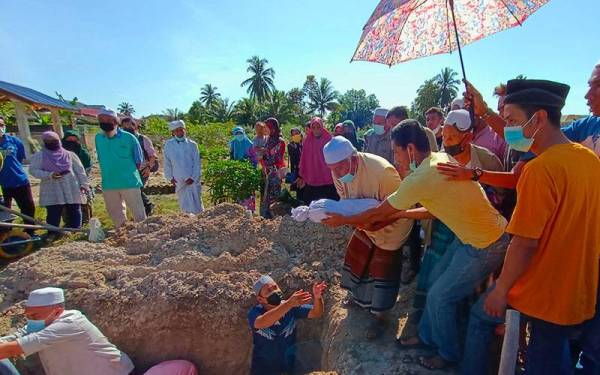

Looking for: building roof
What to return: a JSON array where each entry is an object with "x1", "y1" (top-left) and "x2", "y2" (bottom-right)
[{"x1": 0, "y1": 80, "x2": 77, "y2": 111}]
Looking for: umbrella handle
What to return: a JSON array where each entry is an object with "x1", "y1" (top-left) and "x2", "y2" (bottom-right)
[{"x1": 448, "y1": 0, "x2": 467, "y2": 83}]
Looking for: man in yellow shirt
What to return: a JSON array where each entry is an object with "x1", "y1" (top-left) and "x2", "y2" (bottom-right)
[
  {"x1": 322, "y1": 136, "x2": 413, "y2": 339},
  {"x1": 463, "y1": 79, "x2": 600, "y2": 375},
  {"x1": 328, "y1": 120, "x2": 509, "y2": 369}
]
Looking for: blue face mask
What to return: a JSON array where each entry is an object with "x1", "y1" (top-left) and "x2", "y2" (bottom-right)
[
  {"x1": 338, "y1": 157, "x2": 355, "y2": 184},
  {"x1": 26, "y1": 319, "x2": 46, "y2": 334},
  {"x1": 504, "y1": 114, "x2": 538, "y2": 153},
  {"x1": 234, "y1": 134, "x2": 245, "y2": 142},
  {"x1": 373, "y1": 124, "x2": 386, "y2": 135},
  {"x1": 408, "y1": 149, "x2": 418, "y2": 173}
]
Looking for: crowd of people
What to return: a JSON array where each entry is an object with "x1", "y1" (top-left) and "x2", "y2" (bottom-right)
[
  {"x1": 246, "y1": 61, "x2": 600, "y2": 375},
  {"x1": 0, "y1": 61, "x2": 598, "y2": 375}
]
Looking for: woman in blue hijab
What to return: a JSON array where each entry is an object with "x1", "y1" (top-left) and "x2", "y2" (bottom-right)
[{"x1": 229, "y1": 126, "x2": 254, "y2": 163}]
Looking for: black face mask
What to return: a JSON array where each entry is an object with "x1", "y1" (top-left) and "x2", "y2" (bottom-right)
[
  {"x1": 62, "y1": 140, "x2": 81, "y2": 151},
  {"x1": 99, "y1": 122, "x2": 116, "y2": 132},
  {"x1": 122, "y1": 128, "x2": 135, "y2": 134},
  {"x1": 44, "y1": 141, "x2": 60, "y2": 151},
  {"x1": 266, "y1": 290, "x2": 283, "y2": 306},
  {"x1": 444, "y1": 143, "x2": 464, "y2": 156}
]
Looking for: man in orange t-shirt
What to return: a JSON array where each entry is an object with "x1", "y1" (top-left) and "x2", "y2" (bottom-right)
[{"x1": 462, "y1": 79, "x2": 600, "y2": 375}]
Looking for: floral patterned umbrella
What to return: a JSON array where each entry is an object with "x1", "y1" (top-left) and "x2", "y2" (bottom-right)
[{"x1": 352, "y1": 0, "x2": 550, "y2": 77}]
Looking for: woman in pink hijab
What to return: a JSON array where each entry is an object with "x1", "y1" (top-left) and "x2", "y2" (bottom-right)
[{"x1": 297, "y1": 117, "x2": 339, "y2": 204}]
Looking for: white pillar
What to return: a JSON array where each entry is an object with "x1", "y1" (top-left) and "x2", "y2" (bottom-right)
[
  {"x1": 50, "y1": 108, "x2": 64, "y2": 139},
  {"x1": 13, "y1": 101, "x2": 32, "y2": 160}
]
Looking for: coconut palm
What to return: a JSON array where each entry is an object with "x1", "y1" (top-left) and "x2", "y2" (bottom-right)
[
  {"x1": 265, "y1": 90, "x2": 294, "y2": 124},
  {"x1": 163, "y1": 108, "x2": 184, "y2": 121},
  {"x1": 241, "y1": 56, "x2": 276, "y2": 103},
  {"x1": 209, "y1": 98, "x2": 236, "y2": 123},
  {"x1": 199, "y1": 84, "x2": 221, "y2": 109},
  {"x1": 118, "y1": 102, "x2": 136, "y2": 116},
  {"x1": 435, "y1": 68, "x2": 460, "y2": 109},
  {"x1": 307, "y1": 78, "x2": 339, "y2": 117},
  {"x1": 234, "y1": 98, "x2": 261, "y2": 126}
]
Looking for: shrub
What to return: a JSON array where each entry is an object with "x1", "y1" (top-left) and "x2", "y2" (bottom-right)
[{"x1": 203, "y1": 159, "x2": 262, "y2": 205}]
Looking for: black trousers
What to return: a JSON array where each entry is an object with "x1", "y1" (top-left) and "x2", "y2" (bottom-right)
[
  {"x1": 2, "y1": 183, "x2": 36, "y2": 234},
  {"x1": 140, "y1": 175, "x2": 153, "y2": 215}
]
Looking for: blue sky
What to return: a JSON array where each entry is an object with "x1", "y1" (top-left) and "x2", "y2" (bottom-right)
[{"x1": 1, "y1": 0, "x2": 598, "y2": 117}]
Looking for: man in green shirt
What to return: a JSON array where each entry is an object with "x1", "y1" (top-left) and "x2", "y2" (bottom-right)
[{"x1": 95, "y1": 109, "x2": 146, "y2": 228}]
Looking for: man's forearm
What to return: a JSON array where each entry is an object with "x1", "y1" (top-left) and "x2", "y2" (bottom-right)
[
  {"x1": 0, "y1": 341, "x2": 23, "y2": 359},
  {"x1": 254, "y1": 302, "x2": 293, "y2": 329},
  {"x1": 400, "y1": 207, "x2": 435, "y2": 220},
  {"x1": 345, "y1": 200, "x2": 399, "y2": 226},
  {"x1": 309, "y1": 296, "x2": 324, "y2": 319},
  {"x1": 479, "y1": 170, "x2": 518, "y2": 189},
  {"x1": 482, "y1": 111, "x2": 506, "y2": 139},
  {"x1": 495, "y1": 236, "x2": 538, "y2": 294}
]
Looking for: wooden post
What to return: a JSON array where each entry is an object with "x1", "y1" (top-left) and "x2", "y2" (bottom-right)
[
  {"x1": 50, "y1": 108, "x2": 64, "y2": 139},
  {"x1": 13, "y1": 101, "x2": 33, "y2": 160},
  {"x1": 498, "y1": 309, "x2": 521, "y2": 375}
]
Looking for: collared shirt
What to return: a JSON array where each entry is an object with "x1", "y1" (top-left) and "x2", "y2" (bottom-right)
[
  {"x1": 16, "y1": 310, "x2": 134, "y2": 375},
  {"x1": 248, "y1": 304, "x2": 312, "y2": 374},
  {"x1": 387, "y1": 152, "x2": 507, "y2": 249},
  {"x1": 334, "y1": 152, "x2": 413, "y2": 250},
  {"x1": 473, "y1": 125, "x2": 507, "y2": 162},
  {"x1": 95, "y1": 129, "x2": 143, "y2": 190},
  {"x1": 364, "y1": 131, "x2": 394, "y2": 164}
]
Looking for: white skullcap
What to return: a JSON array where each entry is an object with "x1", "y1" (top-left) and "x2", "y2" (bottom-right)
[
  {"x1": 445, "y1": 109, "x2": 472, "y2": 131},
  {"x1": 168, "y1": 120, "x2": 186, "y2": 131},
  {"x1": 97, "y1": 109, "x2": 118, "y2": 120},
  {"x1": 451, "y1": 98, "x2": 465, "y2": 109},
  {"x1": 26, "y1": 287, "x2": 65, "y2": 307},
  {"x1": 253, "y1": 275, "x2": 275, "y2": 295},
  {"x1": 323, "y1": 136, "x2": 357, "y2": 164},
  {"x1": 373, "y1": 108, "x2": 389, "y2": 118}
]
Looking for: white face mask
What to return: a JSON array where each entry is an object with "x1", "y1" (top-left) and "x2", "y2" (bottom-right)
[{"x1": 0, "y1": 126, "x2": 6, "y2": 135}]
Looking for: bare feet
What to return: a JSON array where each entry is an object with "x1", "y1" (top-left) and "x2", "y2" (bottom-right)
[{"x1": 418, "y1": 355, "x2": 451, "y2": 370}]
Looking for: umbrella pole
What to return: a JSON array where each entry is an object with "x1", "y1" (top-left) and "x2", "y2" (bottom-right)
[{"x1": 449, "y1": 0, "x2": 467, "y2": 82}]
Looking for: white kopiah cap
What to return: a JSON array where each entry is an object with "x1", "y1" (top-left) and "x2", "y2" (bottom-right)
[
  {"x1": 445, "y1": 109, "x2": 472, "y2": 131},
  {"x1": 26, "y1": 287, "x2": 65, "y2": 307},
  {"x1": 168, "y1": 120, "x2": 186, "y2": 131},
  {"x1": 253, "y1": 275, "x2": 275, "y2": 295},
  {"x1": 97, "y1": 109, "x2": 118, "y2": 120},
  {"x1": 451, "y1": 98, "x2": 465, "y2": 109},
  {"x1": 323, "y1": 136, "x2": 357, "y2": 164}
]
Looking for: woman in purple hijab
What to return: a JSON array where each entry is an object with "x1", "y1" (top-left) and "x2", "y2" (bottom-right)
[{"x1": 29, "y1": 131, "x2": 90, "y2": 230}]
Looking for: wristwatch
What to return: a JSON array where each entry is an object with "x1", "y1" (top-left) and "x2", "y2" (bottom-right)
[{"x1": 472, "y1": 167, "x2": 483, "y2": 181}]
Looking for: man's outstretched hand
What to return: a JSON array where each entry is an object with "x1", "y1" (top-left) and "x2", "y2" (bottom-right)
[
  {"x1": 312, "y1": 281, "x2": 327, "y2": 299},
  {"x1": 286, "y1": 290, "x2": 312, "y2": 307}
]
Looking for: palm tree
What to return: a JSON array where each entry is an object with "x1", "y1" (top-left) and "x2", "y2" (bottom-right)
[
  {"x1": 199, "y1": 84, "x2": 221, "y2": 109},
  {"x1": 435, "y1": 68, "x2": 460, "y2": 109},
  {"x1": 307, "y1": 78, "x2": 339, "y2": 117},
  {"x1": 265, "y1": 90, "x2": 294, "y2": 123},
  {"x1": 163, "y1": 108, "x2": 184, "y2": 121},
  {"x1": 118, "y1": 102, "x2": 136, "y2": 116},
  {"x1": 234, "y1": 98, "x2": 261, "y2": 126},
  {"x1": 209, "y1": 98, "x2": 236, "y2": 123},
  {"x1": 241, "y1": 56, "x2": 276, "y2": 103}
]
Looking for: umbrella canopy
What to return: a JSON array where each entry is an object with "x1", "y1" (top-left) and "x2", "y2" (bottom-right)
[{"x1": 352, "y1": 0, "x2": 550, "y2": 66}]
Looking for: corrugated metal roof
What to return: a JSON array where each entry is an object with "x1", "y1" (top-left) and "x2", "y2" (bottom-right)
[{"x1": 0, "y1": 80, "x2": 77, "y2": 111}]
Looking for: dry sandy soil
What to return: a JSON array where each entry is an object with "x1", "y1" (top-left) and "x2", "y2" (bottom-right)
[{"x1": 0, "y1": 204, "x2": 455, "y2": 374}]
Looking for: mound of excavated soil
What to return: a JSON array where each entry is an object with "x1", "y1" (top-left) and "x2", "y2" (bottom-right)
[{"x1": 0, "y1": 204, "x2": 456, "y2": 375}]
